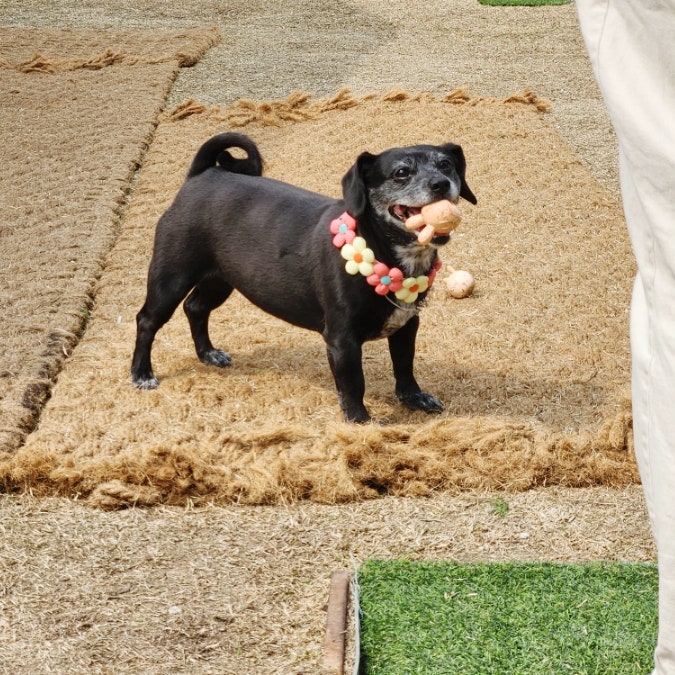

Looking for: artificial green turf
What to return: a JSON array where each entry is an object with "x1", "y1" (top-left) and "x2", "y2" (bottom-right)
[
  {"x1": 477, "y1": 0, "x2": 571, "y2": 6},
  {"x1": 358, "y1": 560, "x2": 657, "y2": 674}
]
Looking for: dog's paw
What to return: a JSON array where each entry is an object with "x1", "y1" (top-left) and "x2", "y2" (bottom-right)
[
  {"x1": 200, "y1": 349, "x2": 232, "y2": 368},
  {"x1": 132, "y1": 374, "x2": 159, "y2": 390},
  {"x1": 338, "y1": 395, "x2": 371, "y2": 423},
  {"x1": 398, "y1": 391, "x2": 443, "y2": 414},
  {"x1": 344, "y1": 409, "x2": 372, "y2": 424}
]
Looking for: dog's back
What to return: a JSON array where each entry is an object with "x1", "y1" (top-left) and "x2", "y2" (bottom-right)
[{"x1": 186, "y1": 132, "x2": 264, "y2": 179}]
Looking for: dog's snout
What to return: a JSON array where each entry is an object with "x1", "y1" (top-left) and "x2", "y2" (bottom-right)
[{"x1": 430, "y1": 176, "x2": 450, "y2": 195}]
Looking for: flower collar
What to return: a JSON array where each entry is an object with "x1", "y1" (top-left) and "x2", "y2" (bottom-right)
[{"x1": 330, "y1": 212, "x2": 441, "y2": 304}]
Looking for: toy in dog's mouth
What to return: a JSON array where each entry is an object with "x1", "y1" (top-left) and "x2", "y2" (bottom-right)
[
  {"x1": 394, "y1": 199, "x2": 462, "y2": 246},
  {"x1": 390, "y1": 202, "x2": 457, "y2": 230}
]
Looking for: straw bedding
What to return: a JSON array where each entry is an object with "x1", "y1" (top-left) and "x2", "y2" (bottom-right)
[
  {"x1": 0, "y1": 88, "x2": 637, "y2": 507},
  {"x1": 0, "y1": 27, "x2": 219, "y2": 453}
]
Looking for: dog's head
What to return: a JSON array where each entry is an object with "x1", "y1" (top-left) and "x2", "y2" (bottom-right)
[{"x1": 341, "y1": 143, "x2": 477, "y2": 248}]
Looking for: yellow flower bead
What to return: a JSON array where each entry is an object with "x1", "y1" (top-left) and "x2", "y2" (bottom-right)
[
  {"x1": 341, "y1": 237, "x2": 375, "y2": 276},
  {"x1": 395, "y1": 275, "x2": 430, "y2": 303}
]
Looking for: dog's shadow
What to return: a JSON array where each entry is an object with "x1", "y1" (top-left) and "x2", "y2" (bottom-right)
[{"x1": 176, "y1": 338, "x2": 613, "y2": 431}]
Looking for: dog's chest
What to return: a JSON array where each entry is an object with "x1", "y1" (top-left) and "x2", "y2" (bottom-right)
[
  {"x1": 379, "y1": 304, "x2": 418, "y2": 338},
  {"x1": 394, "y1": 244, "x2": 437, "y2": 278}
]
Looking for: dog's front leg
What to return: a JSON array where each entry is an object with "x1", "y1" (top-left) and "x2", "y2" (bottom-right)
[
  {"x1": 325, "y1": 335, "x2": 370, "y2": 423},
  {"x1": 388, "y1": 316, "x2": 443, "y2": 414}
]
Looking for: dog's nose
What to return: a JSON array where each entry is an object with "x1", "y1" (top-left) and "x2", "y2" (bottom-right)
[{"x1": 430, "y1": 176, "x2": 450, "y2": 194}]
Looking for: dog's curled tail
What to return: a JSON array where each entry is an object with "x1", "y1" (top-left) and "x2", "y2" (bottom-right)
[{"x1": 187, "y1": 132, "x2": 264, "y2": 179}]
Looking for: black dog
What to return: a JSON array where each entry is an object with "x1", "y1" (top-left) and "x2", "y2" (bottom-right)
[{"x1": 131, "y1": 132, "x2": 476, "y2": 422}]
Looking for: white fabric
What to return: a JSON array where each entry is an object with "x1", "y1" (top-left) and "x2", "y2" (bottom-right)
[{"x1": 577, "y1": 1, "x2": 675, "y2": 672}]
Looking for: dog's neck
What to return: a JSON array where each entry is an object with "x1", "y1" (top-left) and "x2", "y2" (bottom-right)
[
  {"x1": 358, "y1": 211, "x2": 440, "y2": 277},
  {"x1": 392, "y1": 242, "x2": 438, "y2": 277}
]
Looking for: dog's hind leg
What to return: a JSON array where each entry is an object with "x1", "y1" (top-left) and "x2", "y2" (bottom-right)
[
  {"x1": 183, "y1": 276, "x2": 234, "y2": 368},
  {"x1": 131, "y1": 273, "x2": 196, "y2": 389}
]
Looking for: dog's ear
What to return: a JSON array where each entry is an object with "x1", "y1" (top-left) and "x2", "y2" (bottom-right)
[
  {"x1": 441, "y1": 143, "x2": 477, "y2": 205},
  {"x1": 341, "y1": 152, "x2": 376, "y2": 219}
]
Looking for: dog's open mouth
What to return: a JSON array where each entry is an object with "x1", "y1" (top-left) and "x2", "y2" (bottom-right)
[
  {"x1": 390, "y1": 204, "x2": 422, "y2": 226},
  {"x1": 391, "y1": 204, "x2": 446, "y2": 236}
]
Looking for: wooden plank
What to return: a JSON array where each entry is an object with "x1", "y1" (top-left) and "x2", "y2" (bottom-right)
[{"x1": 323, "y1": 570, "x2": 351, "y2": 674}]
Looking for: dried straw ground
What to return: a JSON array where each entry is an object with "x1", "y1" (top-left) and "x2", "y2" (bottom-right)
[
  {"x1": 0, "y1": 2, "x2": 653, "y2": 674},
  {"x1": 2, "y1": 90, "x2": 636, "y2": 506},
  {"x1": 0, "y1": 25, "x2": 220, "y2": 454}
]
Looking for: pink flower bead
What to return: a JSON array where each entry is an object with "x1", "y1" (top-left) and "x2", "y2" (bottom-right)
[
  {"x1": 330, "y1": 213, "x2": 357, "y2": 248},
  {"x1": 367, "y1": 262, "x2": 404, "y2": 295}
]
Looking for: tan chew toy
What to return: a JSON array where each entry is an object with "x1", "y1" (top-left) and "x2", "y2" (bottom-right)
[
  {"x1": 405, "y1": 199, "x2": 462, "y2": 246},
  {"x1": 445, "y1": 267, "x2": 475, "y2": 299}
]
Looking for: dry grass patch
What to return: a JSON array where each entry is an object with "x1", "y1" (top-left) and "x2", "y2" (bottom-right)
[{"x1": 0, "y1": 487, "x2": 655, "y2": 674}]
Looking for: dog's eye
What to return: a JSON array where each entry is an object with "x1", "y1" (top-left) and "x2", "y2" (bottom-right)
[
  {"x1": 393, "y1": 167, "x2": 411, "y2": 180},
  {"x1": 438, "y1": 159, "x2": 452, "y2": 171}
]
